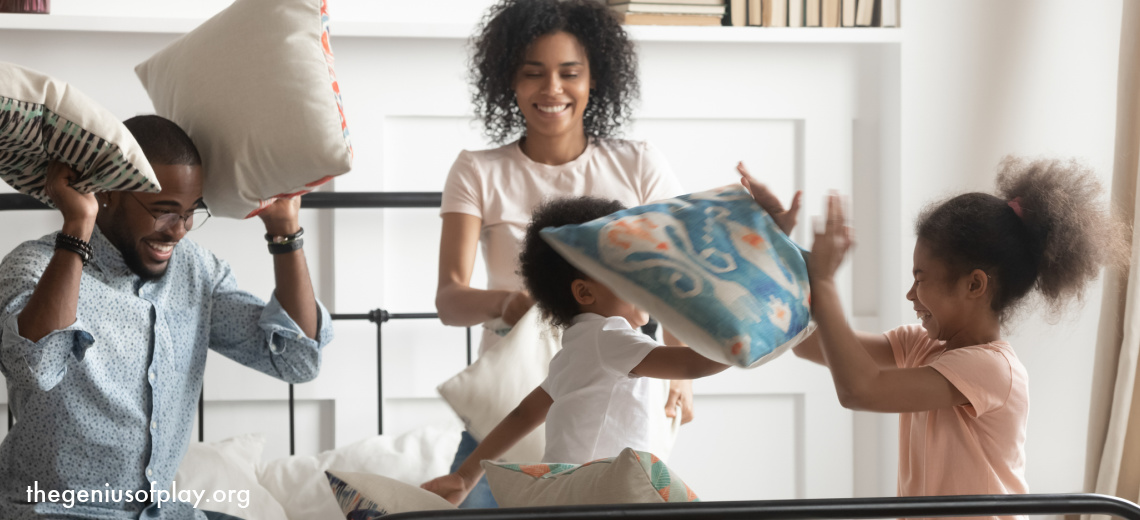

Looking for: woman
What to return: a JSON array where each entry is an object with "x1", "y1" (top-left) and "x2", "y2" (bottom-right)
[{"x1": 435, "y1": 0, "x2": 691, "y2": 507}]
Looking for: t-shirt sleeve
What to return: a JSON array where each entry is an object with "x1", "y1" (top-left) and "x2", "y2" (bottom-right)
[
  {"x1": 929, "y1": 346, "x2": 1014, "y2": 418},
  {"x1": 596, "y1": 317, "x2": 659, "y2": 377},
  {"x1": 638, "y1": 141, "x2": 685, "y2": 204},
  {"x1": 440, "y1": 150, "x2": 482, "y2": 218},
  {"x1": 884, "y1": 324, "x2": 928, "y2": 368}
]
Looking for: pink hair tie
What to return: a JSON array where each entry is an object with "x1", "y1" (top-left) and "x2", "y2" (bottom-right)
[{"x1": 1007, "y1": 197, "x2": 1024, "y2": 218}]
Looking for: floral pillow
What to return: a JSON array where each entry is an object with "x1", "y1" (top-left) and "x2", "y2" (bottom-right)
[
  {"x1": 482, "y1": 448, "x2": 698, "y2": 507},
  {"x1": 325, "y1": 470, "x2": 454, "y2": 519},
  {"x1": 0, "y1": 61, "x2": 160, "y2": 206},
  {"x1": 540, "y1": 184, "x2": 814, "y2": 368}
]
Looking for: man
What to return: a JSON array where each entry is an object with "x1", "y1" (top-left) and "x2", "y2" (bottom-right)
[{"x1": 0, "y1": 115, "x2": 333, "y2": 519}]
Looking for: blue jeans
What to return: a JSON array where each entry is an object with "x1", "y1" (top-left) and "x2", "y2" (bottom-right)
[{"x1": 449, "y1": 430, "x2": 499, "y2": 508}]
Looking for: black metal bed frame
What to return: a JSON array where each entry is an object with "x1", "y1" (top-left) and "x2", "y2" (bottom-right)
[{"x1": 4, "y1": 192, "x2": 1140, "y2": 520}]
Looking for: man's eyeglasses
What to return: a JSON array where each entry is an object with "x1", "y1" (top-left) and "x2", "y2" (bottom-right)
[{"x1": 125, "y1": 193, "x2": 210, "y2": 233}]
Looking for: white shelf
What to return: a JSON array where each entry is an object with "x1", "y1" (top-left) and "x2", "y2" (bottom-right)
[{"x1": 0, "y1": 14, "x2": 901, "y2": 43}]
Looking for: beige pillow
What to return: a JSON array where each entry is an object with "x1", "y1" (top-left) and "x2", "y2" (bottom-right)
[
  {"x1": 0, "y1": 61, "x2": 160, "y2": 206},
  {"x1": 174, "y1": 434, "x2": 288, "y2": 520},
  {"x1": 326, "y1": 470, "x2": 454, "y2": 518},
  {"x1": 135, "y1": 0, "x2": 352, "y2": 219},
  {"x1": 482, "y1": 447, "x2": 699, "y2": 507},
  {"x1": 436, "y1": 306, "x2": 561, "y2": 462}
]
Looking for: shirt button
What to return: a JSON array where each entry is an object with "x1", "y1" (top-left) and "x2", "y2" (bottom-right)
[
  {"x1": 151, "y1": 420, "x2": 158, "y2": 430},
  {"x1": 146, "y1": 468, "x2": 152, "y2": 477},
  {"x1": 148, "y1": 371, "x2": 156, "y2": 383}
]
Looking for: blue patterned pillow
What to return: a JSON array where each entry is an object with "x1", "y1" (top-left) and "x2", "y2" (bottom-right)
[
  {"x1": 540, "y1": 184, "x2": 814, "y2": 368},
  {"x1": 325, "y1": 470, "x2": 454, "y2": 519}
]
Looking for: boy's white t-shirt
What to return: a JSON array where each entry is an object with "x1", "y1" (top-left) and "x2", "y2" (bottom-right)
[
  {"x1": 440, "y1": 138, "x2": 683, "y2": 352},
  {"x1": 540, "y1": 313, "x2": 661, "y2": 464}
]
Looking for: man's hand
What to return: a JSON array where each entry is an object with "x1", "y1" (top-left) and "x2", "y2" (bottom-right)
[
  {"x1": 666, "y1": 379, "x2": 695, "y2": 424},
  {"x1": 44, "y1": 161, "x2": 98, "y2": 239},
  {"x1": 737, "y1": 161, "x2": 802, "y2": 236},
  {"x1": 421, "y1": 473, "x2": 472, "y2": 506},
  {"x1": 257, "y1": 196, "x2": 302, "y2": 236},
  {"x1": 500, "y1": 290, "x2": 534, "y2": 327}
]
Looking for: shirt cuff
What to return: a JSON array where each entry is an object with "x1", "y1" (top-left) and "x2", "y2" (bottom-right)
[
  {"x1": 258, "y1": 292, "x2": 334, "y2": 355},
  {"x1": 0, "y1": 313, "x2": 95, "y2": 391}
]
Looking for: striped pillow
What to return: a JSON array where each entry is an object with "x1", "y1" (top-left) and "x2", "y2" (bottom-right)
[
  {"x1": 482, "y1": 448, "x2": 699, "y2": 507},
  {"x1": 0, "y1": 62, "x2": 159, "y2": 206}
]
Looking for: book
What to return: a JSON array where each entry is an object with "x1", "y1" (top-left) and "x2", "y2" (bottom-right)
[
  {"x1": 610, "y1": 2, "x2": 727, "y2": 15},
  {"x1": 748, "y1": 0, "x2": 762, "y2": 25},
  {"x1": 880, "y1": 0, "x2": 898, "y2": 27},
  {"x1": 619, "y1": 12, "x2": 725, "y2": 25},
  {"x1": 821, "y1": 0, "x2": 840, "y2": 27},
  {"x1": 788, "y1": 0, "x2": 804, "y2": 27},
  {"x1": 854, "y1": 0, "x2": 874, "y2": 26},
  {"x1": 726, "y1": 0, "x2": 747, "y2": 26},
  {"x1": 841, "y1": 0, "x2": 856, "y2": 26},
  {"x1": 610, "y1": 0, "x2": 726, "y2": 4},
  {"x1": 762, "y1": 0, "x2": 786, "y2": 27},
  {"x1": 805, "y1": 0, "x2": 821, "y2": 26}
]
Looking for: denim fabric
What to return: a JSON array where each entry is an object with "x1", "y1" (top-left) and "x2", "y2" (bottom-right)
[
  {"x1": 449, "y1": 430, "x2": 499, "y2": 509},
  {"x1": 202, "y1": 512, "x2": 244, "y2": 520}
]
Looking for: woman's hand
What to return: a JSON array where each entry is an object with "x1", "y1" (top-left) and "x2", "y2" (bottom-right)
[
  {"x1": 421, "y1": 473, "x2": 472, "y2": 506},
  {"x1": 500, "y1": 290, "x2": 534, "y2": 326},
  {"x1": 809, "y1": 194, "x2": 853, "y2": 284},
  {"x1": 44, "y1": 161, "x2": 98, "y2": 238},
  {"x1": 737, "y1": 161, "x2": 802, "y2": 236}
]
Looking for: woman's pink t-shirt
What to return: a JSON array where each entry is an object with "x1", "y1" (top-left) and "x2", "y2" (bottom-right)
[{"x1": 886, "y1": 325, "x2": 1029, "y2": 508}]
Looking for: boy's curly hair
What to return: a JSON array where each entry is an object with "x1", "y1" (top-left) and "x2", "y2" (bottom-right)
[
  {"x1": 519, "y1": 196, "x2": 627, "y2": 329},
  {"x1": 915, "y1": 156, "x2": 1130, "y2": 323},
  {"x1": 469, "y1": 0, "x2": 639, "y2": 144}
]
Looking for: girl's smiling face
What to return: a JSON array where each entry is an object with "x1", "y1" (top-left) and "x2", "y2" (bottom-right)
[
  {"x1": 906, "y1": 239, "x2": 973, "y2": 342},
  {"x1": 513, "y1": 31, "x2": 593, "y2": 140}
]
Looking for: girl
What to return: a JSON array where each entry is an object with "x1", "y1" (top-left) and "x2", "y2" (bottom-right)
[
  {"x1": 435, "y1": 0, "x2": 691, "y2": 507},
  {"x1": 745, "y1": 158, "x2": 1126, "y2": 514},
  {"x1": 424, "y1": 197, "x2": 729, "y2": 506}
]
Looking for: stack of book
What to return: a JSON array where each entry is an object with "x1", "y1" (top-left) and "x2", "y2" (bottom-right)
[
  {"x1": 610, "y1": 0, "x2": 728, "y2": 26},
  {"x1": 724, "y1": 0, "x2": 899, "y2": 28}
]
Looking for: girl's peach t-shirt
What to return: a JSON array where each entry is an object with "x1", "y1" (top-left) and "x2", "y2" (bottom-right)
[{"x1": 886, "y1": 325, "x2": 1029, "y2": 507}]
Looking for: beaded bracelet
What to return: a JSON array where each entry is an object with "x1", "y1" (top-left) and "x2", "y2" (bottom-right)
[
  {"x1": 55, "y1": 233, "x2": 92, "y2": 266},
  {"x1": 265, "y1": 227, "x2": 304, "y2": 245},
  {"x1": 268, "y1": 238, "x2": 304, "y2": 255}
]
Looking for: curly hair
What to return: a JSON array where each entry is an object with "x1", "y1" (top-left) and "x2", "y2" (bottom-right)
[
  {"x1": 469, "y1": 0, "x2": 639, "y2": 144},
  {"x1": 519, "y1": 196, "x2": 627, "y2": 329},
  {"x1": 915, "y1": 156, "x2": 1130, "y2": 323}
]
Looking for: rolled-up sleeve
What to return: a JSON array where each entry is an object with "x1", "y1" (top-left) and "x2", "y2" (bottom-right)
[
  {"x1": 0, "y1": 314, "x2": 95, "y2": 392},
  {"x1": 207, "y1": 259, "x2": 333, "y2": 384}
]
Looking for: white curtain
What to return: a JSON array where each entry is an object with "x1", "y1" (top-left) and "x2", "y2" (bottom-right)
[{"x1": 1083, "y1": 0, "x2": 1140, "y2": 509}]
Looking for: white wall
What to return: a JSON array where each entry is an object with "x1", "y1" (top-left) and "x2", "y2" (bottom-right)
[{"x1": 0, "y1": 0, "x2": 1127, "y2": 501}]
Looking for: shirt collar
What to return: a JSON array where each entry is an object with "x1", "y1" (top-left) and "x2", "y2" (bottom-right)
[{"x1": 88, "y1": 226, "x2": 134, "y2": 278}]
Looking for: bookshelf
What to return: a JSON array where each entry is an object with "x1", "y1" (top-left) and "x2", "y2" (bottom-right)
[{"x1": 0, "y1": 14, "x2": 901, "y2": 43}]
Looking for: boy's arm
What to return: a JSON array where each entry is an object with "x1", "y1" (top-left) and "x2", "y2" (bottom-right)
[
  {"x1": 422, "y1": 386, "x2": 553, "y2": 504},
  {"x1": 629, "y1": 347, "x2": 730, "y2": 380}
]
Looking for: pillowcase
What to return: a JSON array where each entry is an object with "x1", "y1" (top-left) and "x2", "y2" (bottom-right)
[
  {"x1": 326, "y1": 470, "x2": 454, "y2": 519},
  {"x1": 135, "y1": 0, "x2": 352, "y2": 219},
  {"x1": 174, "y1": 433, "x2": 288, "y2": 520},
  {"x1": 0, "y1": 61, "x2": 160, "y2": 206},
  {"x1": 258, "y1": 425, "x2": 461, "y2": 520},
  {"x1": 540, "y1": 184, "x2": 815, "y2": 368},
  {"x1": 482, "y1": 447, "x2": 698, "y2": 507},
  {"x1": 436, "y1": 305, "x2": 561, "y2": 462}
]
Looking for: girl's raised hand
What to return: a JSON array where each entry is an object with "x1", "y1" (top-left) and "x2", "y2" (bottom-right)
[
  {"x1": 737, "y1": 161, "x2": 802, "y2": 236},
  {"x1": 809, "y1": 193, "x2": 853, "y2": 283}
]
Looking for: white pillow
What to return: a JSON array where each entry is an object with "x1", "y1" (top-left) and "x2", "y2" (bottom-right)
[
  {"x1": 0, "y1": 61, "x2": 160, "y2": 206},
  {"x1": 258, "y1": 425, "x2": 461, "y2": 520},
  {"x1": 174, "y1": 434, "x2": 288, "y2": 520},
  {"x1": 325, "y1": 470, "x2": 455, "y2": 518},
  {"x1": 437, "y1": 306, "x2": 681, "y2": 463},
  {"x1": 135, "y1": 0, "x2": 352, "y2": 219},
  {"x1": 437, "y1": 306, "x2": 561, "y2": 462}
]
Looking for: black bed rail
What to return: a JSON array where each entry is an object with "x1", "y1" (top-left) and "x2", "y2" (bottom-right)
[
  {"x1": 383, "y1": 493, "x2": 1140, "y2": 520},
  {"x1": 0, "y1": 191, "x2": 470, "y2": 455}
]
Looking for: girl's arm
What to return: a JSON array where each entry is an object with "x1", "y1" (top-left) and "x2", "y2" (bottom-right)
[
  {"x1": 792, "y1": 330, "x2": 897, "y2": 368},
  {"x1": 810, "y1": 195, "x2": 967, "y2": 413},
  {"x1": 630, "y1": 347, "x2": 730, "y2": 380},
  {"x1": 421, "y1": 386, "x2": 554, "y2": 505},
  {"x1": 436, "y1": 213, "x2": 533, "y2": 327}
]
